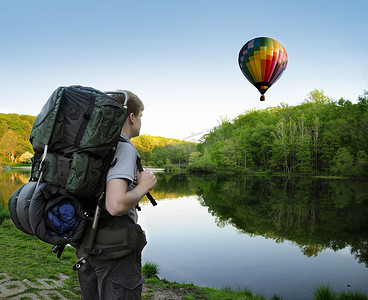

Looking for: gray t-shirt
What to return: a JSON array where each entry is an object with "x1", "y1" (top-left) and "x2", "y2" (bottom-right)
[{"x1": 106, "y1": 133, "x2": 139, "y2": 222}]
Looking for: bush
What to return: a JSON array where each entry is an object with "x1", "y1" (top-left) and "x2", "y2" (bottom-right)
[
  {"x1": 142, "y1": 261, "x2": 160, "y2": 278},
  {"x1": 19, "y1": 151, "x2": 33, "y2": 164},
  {"x1": 332, "y1": 147, "x2": 354, "y2": 177}
]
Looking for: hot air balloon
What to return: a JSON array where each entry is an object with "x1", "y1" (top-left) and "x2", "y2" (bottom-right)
[{"x1": 238, "y1": 37, "x2": 288, "y2": 101}]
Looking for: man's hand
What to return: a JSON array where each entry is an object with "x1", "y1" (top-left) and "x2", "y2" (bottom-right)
[{"x1": 136, "y1": 170, "x2": 157, "y2": 192}]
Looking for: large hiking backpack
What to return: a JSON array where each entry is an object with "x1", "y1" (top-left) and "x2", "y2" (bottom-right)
[
  {"x1": 8, "y1": 85, "x2": 128, "y2": 256},
  {"x1": 30, "y1": 85, "x2": 127, "y2": 197}
]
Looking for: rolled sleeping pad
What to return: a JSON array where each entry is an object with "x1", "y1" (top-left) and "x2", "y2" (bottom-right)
[
  {"x1": 8, "y1": 181, "x2": 37, "y2": 236},
  {"x1": 8, "y1": 184, "x2": 30, "y2": 235},
  {"x1": 29, "y1": 183, "x2": 86, "y2": 246}
]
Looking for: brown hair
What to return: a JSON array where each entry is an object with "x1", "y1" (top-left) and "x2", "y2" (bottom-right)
[{"x1": 110, "y1": 90, "x2": 144, "y2": 117}]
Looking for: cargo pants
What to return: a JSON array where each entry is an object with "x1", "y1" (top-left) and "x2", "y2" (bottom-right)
[{"x1": 77, "y1": 227, "x2": 147, "y2": 299}]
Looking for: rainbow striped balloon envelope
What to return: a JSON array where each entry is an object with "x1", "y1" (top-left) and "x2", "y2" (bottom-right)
[{"x1": 238, "y1": 37, "x2": 288, "y2": 101}]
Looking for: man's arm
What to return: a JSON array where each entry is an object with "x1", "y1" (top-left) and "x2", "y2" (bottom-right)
[{"x1": 105, "y1": 170, "x2": 157, "y2": 216}]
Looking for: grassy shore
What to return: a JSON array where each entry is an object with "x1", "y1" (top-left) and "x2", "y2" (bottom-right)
[{"x1": 1, "y1": 211, "x2": 367, "y2": 299}]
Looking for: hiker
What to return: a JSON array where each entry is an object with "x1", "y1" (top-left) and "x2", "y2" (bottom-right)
[{"x1": 77, "y1": 90, "x2": 157, "y2": 299}]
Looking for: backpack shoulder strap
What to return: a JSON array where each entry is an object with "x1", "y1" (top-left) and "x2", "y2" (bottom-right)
[{"x1": 118, "y1": 137, "x2": 157, "y2": 207}]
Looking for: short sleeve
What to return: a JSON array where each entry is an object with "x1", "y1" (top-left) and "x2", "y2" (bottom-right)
[{"x1": 106, "y1": 141, "x2": 137, "y2": 183}]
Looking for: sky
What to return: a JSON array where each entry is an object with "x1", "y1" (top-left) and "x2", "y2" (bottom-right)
[{"x1": 1, "y1": 0, "x2": 367, "y2": 141}]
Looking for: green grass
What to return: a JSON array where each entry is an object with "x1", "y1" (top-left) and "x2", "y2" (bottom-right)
[
  {"x1": 0, "y1": 218, "x2": 81, "y2": 299},
  {"x1": 314, "y1": 285, "x2": 368, "y2": 300},
  {"x1": 142, "y1": 261, "x2": 160, "y2": 278},
  {"x1": 0, "y1": 208, "x2": 9, "y2": 224},
  {"x1": 143, "y1": 276, "x2": 273, "y2": 300}
]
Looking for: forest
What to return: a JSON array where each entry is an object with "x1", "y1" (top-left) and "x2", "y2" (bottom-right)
[
  {"x1": 188, "y1": 89, "x2": 368, "y2": 177},
  {"x1": 1, "y1": 88, "x2": 368, "y2": 178},
  {"x1": 0, "y1": 113, "x2": 195, "y2": 168}
]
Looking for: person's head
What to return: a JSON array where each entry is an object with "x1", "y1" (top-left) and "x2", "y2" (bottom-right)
[
  {"x1": 110, "y1": 90, "x2": 144, "y2": 138},
  {"x1": 110, "y1": 90, "x2": 144, "y2": 117}
]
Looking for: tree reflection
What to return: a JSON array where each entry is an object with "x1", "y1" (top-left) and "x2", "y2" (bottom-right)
[
  {"x1": 187, "y1": 174, "x2": 368, "y2": 266},
  {"x1": 141, "y1": 172, "x2": 195, "y2": 203},
  {"x1": 0, "y1": 168, "x2": 31, "y2": 208}
]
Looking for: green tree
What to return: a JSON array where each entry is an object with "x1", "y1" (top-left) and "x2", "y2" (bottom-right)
[
  {"x1": 354, "y1": 150, "x2": 368, "y2": 177},
  {"x1": 164, "y1": 158, "x2": 174, "y2": 171},
  {"x1": 0, "y1": 120, "x2": 8, "y2": 138},
  {"x1": 331, "y1": 147, "x2": 354, "y2": 176},
  {"x1": 271, "y1": 118, "x2": 290, "y2": 172},
  {"x1": 312, "y1": 116, "x2": 321, "y2": 172},
  {"x1": 358, "y1": 90, "x2": 368, "y2": 110},
  {"x1": 305, "y1": 89, "x2": 332, "y2": 104},
  {"x1": 157, "y1": 159, "x2": 164, "y2": 168},
  {"x1": 187, "y1": 150, "x2": 215, "y2": 173},
  {"x1": 295, "y1": 115, "x2": 312, "y2": 173},
  {"x1": 218, "y1": 139, "x2": 239, "y2": 170}
]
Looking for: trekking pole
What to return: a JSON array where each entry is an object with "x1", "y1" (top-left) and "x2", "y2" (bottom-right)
[
  {"x1": 87, "y1": 203, "x2": 102, "y2": 249},
  {"x1": 72, "y1": 195, "x2": 103, "y2": 271}
]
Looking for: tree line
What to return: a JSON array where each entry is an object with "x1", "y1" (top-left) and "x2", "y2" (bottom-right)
[
  {"x1": 131, "y1": 135, "x2": 196, "y2": 168},
  {"x1": 2, "y1": 88, "x2": 368, "y2": 176},
  {"x1": 188, "y1": 89, "x2": 368, "y2": 178},
  {"x1": 0, "y1": 113, "x2": 196, "y2": 167}
]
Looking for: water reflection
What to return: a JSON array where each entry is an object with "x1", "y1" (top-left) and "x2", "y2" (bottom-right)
[
  {"x1": 145, "y1": 172, "x2": 194, "y2": 201},
  {"x1": 148, "y1": 173, "x2": 368, "y2": 267},
  {"x1": 186, "y1": 174, "x2": 368, "y2": 266},
  {"x1": 0, "y1": 167, "x2": 31, "y2": 208}
]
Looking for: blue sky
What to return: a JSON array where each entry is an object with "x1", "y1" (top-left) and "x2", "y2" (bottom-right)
[{"x1": 1, "y1": 0, "x2": 367, "y2": 140}]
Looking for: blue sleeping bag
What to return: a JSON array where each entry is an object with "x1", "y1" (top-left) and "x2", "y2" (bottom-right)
[
  {"x1": 28, "y1": 183, "x2": 86, "y2": 247},
  {"x1": 46, "y1": 199, "x2": 81, "y2": 238}
]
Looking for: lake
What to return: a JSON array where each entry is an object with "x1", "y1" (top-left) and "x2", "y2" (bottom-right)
[{"x1": 1, "y1": 168, "x2": 368, "y2": 299}]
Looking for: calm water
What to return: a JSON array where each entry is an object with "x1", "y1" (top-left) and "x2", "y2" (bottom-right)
[{"x1": 1, "y1": 168, "x2": 368, "y2": 299}]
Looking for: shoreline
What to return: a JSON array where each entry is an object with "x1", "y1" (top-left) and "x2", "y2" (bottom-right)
[{"x1": 1, "y1": 164, "x2": 365, "y2": 180}]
